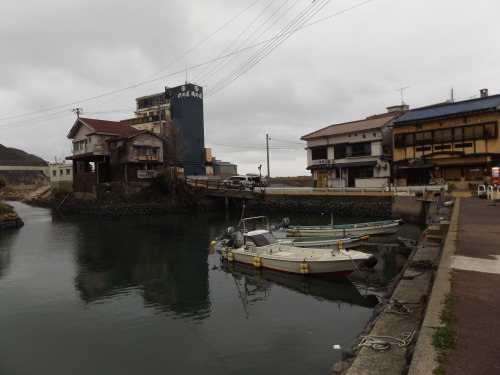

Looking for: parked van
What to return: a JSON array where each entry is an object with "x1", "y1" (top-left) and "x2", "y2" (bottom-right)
[
  {"x1": 246, "y1": 174, "x2": 269, "y2": 187},
  {"x1": 222, "y1": 175, "x2": 256, "y2": 189}
]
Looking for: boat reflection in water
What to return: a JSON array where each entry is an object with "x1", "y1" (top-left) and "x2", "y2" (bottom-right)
[{"x1": 219, "y1": 259, "x2": 380, "y2": 314}]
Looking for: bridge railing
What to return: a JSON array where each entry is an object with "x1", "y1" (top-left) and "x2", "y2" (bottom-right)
[{"x1": 185, "y1": 177, "x2": 448, "y2": 196}]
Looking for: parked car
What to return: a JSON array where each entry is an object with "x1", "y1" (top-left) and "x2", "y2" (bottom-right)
[
  {"x1": 222, "y1": 175, "x2": 256, "y2": 189},
  {"x1": 246, "y1": 174, "x2": 269, "y2": 187}
]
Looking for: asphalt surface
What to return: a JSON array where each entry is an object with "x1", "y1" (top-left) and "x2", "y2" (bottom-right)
[{"x1": 446, "y1": 197, "x2": 500, "y2": 375}]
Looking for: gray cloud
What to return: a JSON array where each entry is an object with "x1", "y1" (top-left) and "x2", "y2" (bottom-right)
[{"x1": 1, "y1": 0, "x2": 499, "y2": 176}]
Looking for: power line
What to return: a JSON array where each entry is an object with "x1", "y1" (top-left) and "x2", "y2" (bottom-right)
[
  {"x1": 204, "y1": 0, "x2": 331, "y2": 98},
  {"x1": 0, "y1": 0, "x2": 375, "y2": 123},
  {"x1": 193, "y1": 0, "x2": 296, "y2": 84},
  {"x1": 206, "y1": 139, "x2": 303, "y2": 150},
  {"x1": 268, "y1": 137, "x2": 305, "y2": 145}
]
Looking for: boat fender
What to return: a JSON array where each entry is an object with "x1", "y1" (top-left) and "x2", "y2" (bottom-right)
[
  {"x1": 228, "y1": 252, "x2": 234, "y2": 262},
  {"x1": 338, "y1": 240, "x2": 344, "y2": 249},
  {"x1": 253, "y1": 257, "x2": 261, "y2": 267},
  {"x1": 300, "y1": 263, "x2": 309, "y2": 274},
  {"x1": 363, "y1": 256, "x2": 378, "y2": 269}
]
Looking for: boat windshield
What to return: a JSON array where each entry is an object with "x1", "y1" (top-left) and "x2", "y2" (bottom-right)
[{"x1": 246, "y1": 231, "x2": 278, "y2": 246}]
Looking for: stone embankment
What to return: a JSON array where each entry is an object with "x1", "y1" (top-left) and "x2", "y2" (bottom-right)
[
  {"x1": 26, "y1": 196, "x2": 224, "y2": 216},
  {"x1": 0, "y1": 212, "x2": 24, "y2": 230},
  {"x1": 245, "y1": 197, "x2": 392, "y2": 219}
]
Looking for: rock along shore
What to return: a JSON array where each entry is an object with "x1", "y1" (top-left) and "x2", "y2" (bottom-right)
[{"x1": 0, "y1": 212, "x2": 24, "y2": 230}]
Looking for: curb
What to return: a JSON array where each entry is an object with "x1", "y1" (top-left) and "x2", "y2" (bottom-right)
[{"x1": 407, "y1": 198, "x2": 460, "y2": 374}]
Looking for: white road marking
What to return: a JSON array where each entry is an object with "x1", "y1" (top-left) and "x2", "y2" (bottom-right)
[{"x1": 451, "y1": 255, "x2": 500, "y2": 274}]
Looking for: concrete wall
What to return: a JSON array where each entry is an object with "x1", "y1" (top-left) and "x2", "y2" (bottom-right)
[{"x1": 392, "y1": 195, "x2": 440, "y2": 224}]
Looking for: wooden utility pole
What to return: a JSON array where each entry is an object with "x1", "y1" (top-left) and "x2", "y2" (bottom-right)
[
  {"x1": 266, "y1": 134, "x2": 270, "y2": 178},
  {"x1": 70, "y1": 108, "x2": 83, "y2": 118}
]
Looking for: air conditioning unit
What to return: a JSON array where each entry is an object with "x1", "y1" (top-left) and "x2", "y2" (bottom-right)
[{"x1": 326, "y1": 159, "x2": 334, "y2": 166}]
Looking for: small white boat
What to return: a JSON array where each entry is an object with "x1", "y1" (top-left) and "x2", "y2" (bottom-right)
[
  {"x1": 216, "y1": 228, "x2": 377, "y2": 276},
  {"x1": 284, "y1": 218, "x2": 404, "y2": 237},
  {"x1": 275, "y1": 234, "x2": 368, "y2": 250}
]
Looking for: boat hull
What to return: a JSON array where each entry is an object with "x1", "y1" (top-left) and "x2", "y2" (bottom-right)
[
  {"x1": 219, "y1": 245, "x2": 372, "y2": 276},
  {"x1": 278, "y1": 236, "x2": 366, "y2": 250},
  {"x1": 284, "y1": 220, "x2": 402, "y2": 237}
]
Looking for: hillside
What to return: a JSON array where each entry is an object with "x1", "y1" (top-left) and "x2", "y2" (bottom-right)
[
  {"x1": 268, "y1": 175, "x2": 313, "y2": 187},
  {"x1": 0, "y1": 144, "x2": 46, "y2": 165}
]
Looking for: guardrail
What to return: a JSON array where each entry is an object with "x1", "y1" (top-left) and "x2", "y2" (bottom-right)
[{"x1": 185, "y1": 177, "x2": 448, "y2": 196}]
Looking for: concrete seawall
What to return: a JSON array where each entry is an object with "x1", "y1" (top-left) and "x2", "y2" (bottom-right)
[
  {"x1": 331, "y1": 195, "x2": 453, "y2": 374},
  {"x1": 242, "y1": 193, "x2": 438, "y2": 224}
]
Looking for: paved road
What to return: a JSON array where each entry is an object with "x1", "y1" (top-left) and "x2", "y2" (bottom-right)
[{"x1": 446, "y1": 197, "x2": 500, "y2": 375}]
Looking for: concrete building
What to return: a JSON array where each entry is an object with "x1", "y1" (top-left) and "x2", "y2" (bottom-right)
[
  {"x1": 302, "y1": 106, "x2": 407, "y2": 188},
  {"x1": 49, "y1": 161, "x2": 73, "y2": 193},
  {"x1": 392, "y1": 89, "x2": 500, "y2": 188},
  {"x1": 121, "y1": 83, "x2": 206, "y2": 176},
  {"x1": 66, "y1": 118, "x2": 165, "y2": 195}
]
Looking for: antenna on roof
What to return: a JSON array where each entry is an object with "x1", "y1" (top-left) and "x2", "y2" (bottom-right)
[
  {"x1": 395, "y1": 87, "x2": 409, "y2": 105},
  {"x1": 70, "y1": 108, "x2": 83, "y2": 118}
]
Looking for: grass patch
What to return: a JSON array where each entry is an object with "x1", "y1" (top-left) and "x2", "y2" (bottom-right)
[
  {"x1": 0, "y1": 202, "x2": 14, "y2": 215},
  {"x1": 432, "y1": 293, "x2": 457, "y2": 375}
]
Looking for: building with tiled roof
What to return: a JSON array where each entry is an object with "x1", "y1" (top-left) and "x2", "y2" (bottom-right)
[
  {"x1": 392, "y1": 89, "x2": 500, "y2": 188},
  {"x1": 66, "y1": 117, "x2": 165, "y2": 195},
  {"x1": 302, "y1": 105, "x2": 407, "y2": 188}
]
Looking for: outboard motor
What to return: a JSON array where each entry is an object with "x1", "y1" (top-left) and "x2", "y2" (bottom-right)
[
  {"x1": 217, "y1": 226, "x2": 236, "y2": 241},
  {"x1": 271, "y1": 217, "x2": 291, "y2": 231},
  {"x1": 227, "y1": 231, "x2": 244, "y2": 248}
]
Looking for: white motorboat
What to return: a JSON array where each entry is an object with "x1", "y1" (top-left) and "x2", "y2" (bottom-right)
[
  {"x1": 215, "y1": 228, "x2": 377, "y2": 276},
  {"x1": 218, "y1": 216, "x2": 369, "y2": 250}
]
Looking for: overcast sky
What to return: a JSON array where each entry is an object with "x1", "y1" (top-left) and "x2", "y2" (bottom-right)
[{"x1": 1, "y1": 0, "x2": 499, "y2": 177}]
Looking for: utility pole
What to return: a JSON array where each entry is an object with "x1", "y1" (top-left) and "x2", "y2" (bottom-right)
[
  {"x1": 266, "y1": 134, "x2": 270, "y2": 178},
  {"x1": 70, "y1": 108, "x2": 83, "y2": 118}
]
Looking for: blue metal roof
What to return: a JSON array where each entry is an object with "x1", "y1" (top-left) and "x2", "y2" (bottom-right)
[{"x1": 393, "y1": 94, "x2": 500, "y2": 125}]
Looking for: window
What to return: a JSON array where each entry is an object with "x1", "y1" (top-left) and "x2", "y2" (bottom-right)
[
  {"x1": 484, "y1": 123, "x2": 496, "y2": 138},
  {"x1": 395, "y1": 133, "x2": 414, "y2": 148},
  {"x1": 444, "y1": 168, "x2": 461, "y2": 180},
  {"x1": 414, "y1": 131, "x2": 432, "y2": 145},
  {"x1": 333, "y1": 144, "x2": 346, "y2": 159},
  {"x1": 138, "y1": 147, "x2": 158, "y2": 156},
  {"x1": 60, "y1": 170, "x2": 63, "y2": 176},
  {"x1": 346, "y1": 142, "x2": 371, "y2": 157},
  {"x1": 434, "y1": 128, "x2": 453, "y2": 143},
  {"x1": 311, "y1": 146, "x2": 327, "y2": 160},
  {"x1": 66, "y1": 169, "x2": 71, "y2": 175},
  {"x1": 52, "y1": 170, "x2": 56, "y2": 177},
  {"x1": 73, "y1": 140, "x2": 87, "y2": 151},
  {"x1": 466, "y1": 167, "x2": 483, "y2": 180}
]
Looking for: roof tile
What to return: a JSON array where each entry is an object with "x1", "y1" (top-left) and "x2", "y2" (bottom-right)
[
  {"x1": 394, "y1": 94, "x2": 500, "y2": 125},
  {"x1": 301, "y1": 112, "x2": 401, "y2": 140}
]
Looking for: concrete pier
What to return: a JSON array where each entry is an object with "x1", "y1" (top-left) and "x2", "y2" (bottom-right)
[{"x1": 332, "y1": 196, "x2": 500, "y2": 374}]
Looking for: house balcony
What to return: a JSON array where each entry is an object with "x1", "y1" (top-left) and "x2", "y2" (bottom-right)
[{"x1": 138, "y1": 155, "x2": 159, "y2": 161}]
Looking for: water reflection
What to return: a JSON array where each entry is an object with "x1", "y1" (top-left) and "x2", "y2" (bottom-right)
[
  {"x1": 0, "y1": 231, "x2": 14, "y2": 279},
  {"x1": 50, "y1": 212, "x2": 215, "y2": 321},
  {"x1": 0, "y1": 203, "x2": 423, "y2": 375},
  {"x1": 220, "y1": 260, "x2": 380, "y2": 315}
]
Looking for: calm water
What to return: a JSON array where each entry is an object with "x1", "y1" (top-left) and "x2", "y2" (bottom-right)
[{"x1": 0, "y1": 202, "x2": 417, "y2": 375}]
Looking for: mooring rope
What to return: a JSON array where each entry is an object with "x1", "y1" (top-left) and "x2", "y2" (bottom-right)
[{"x1": 357, "y1": 331, "x2": 416, "y2": 353}]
